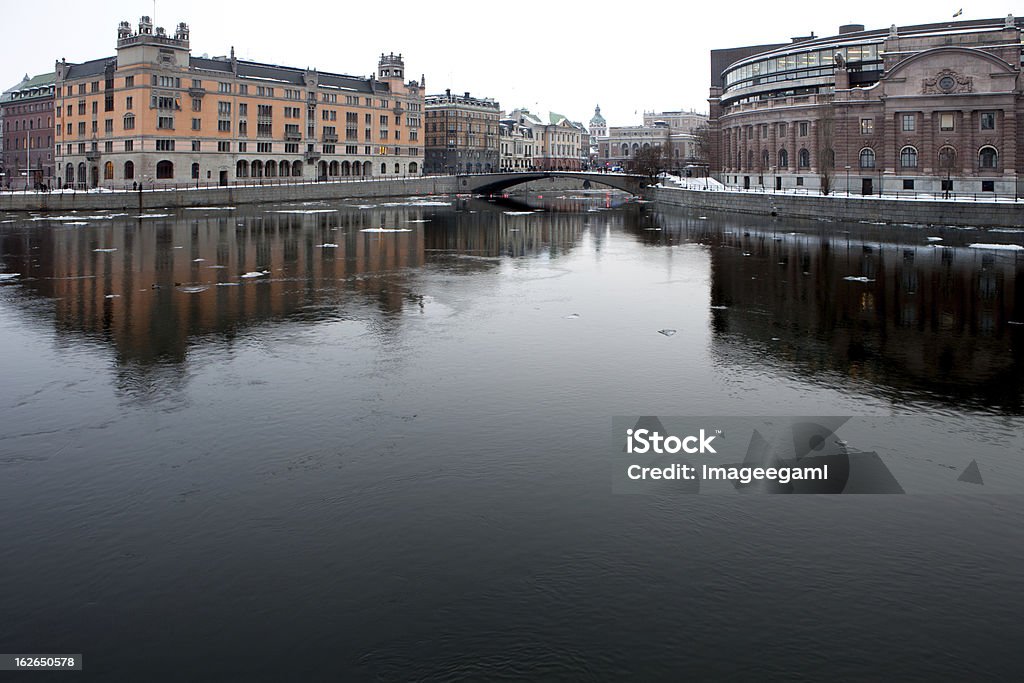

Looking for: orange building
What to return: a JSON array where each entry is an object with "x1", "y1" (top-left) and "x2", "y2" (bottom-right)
[{"x1": 54, "y1": 16, "x2": 424, "y2": 189}]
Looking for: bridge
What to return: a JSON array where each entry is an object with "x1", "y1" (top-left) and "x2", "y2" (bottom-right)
[{"x1": 454, "y1": 171, "x2": 646, "y2": 196}]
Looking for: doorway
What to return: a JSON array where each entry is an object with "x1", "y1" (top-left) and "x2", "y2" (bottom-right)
[
  {"x1": 219, "y1": 170, "x2": 228, "y2": 187},
  {"x1": 743, "y1": 176, "x2": 750, "y2": 190},
  {"x1": 861, "y1": 178, "x2": 873, "y2": 196},
  {"x1": 775, "y1": 177, "x2": 782, "y2": 191}
]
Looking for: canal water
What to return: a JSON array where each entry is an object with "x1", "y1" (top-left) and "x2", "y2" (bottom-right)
[{"x1": 1, "y1": 192, "x2": 1022, "y2": 680}]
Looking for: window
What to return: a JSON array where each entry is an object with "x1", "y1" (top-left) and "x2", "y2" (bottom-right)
[
  {"x1": 218, "y1": 82, "x2": 230, "y2": 93},
  {"x1": 105, "y1": 95, "x2": 114, "y2": 112},
  {"x1": 104, "y1": 161, "x2": 114, "y2": 180},
  {"x1": 78, "y1": 122, "x2": 86, "y2": 135},
  {"x1": 980, "y1": 112, "x2": 995, "y2": 130},
  {"x1": 257, "y1": 142, "x2": 272, "y2": 153},
  {"x1": 125, "y1": 76, "x2": 134, "y2": 88},
  {"x1": 156, "y1": 160, "x2": 174, "y2": 178},
  {"x1": 285, "y1": 143, "x2": 299, "y2": 153},
  {"x1": 124, "y1": 140, "x2": 133, "y2": 152},
  {"x1": 158, "y1": 116, "x2": 174, "y2": 130},
  {"x1": 979, "y1": 146, "x2": 998, "y2": 169},
  {"x1": 156, "y1": 139, "x2": 175, "y2": 151},
  {"x1": 238, "y1": 142, "x2": 247, "y2": 153},
  {"x1": 903, "y1": 179, "x2": 914, "y2": 190},
  {"x1": 239, "y1": 84, "x2": 248, "y2": 95},
  {"x1": 192, "y1": 118, "x2": 201, "y2": 130},
  {"x1": 859, "y1": 148, "x2": 875, "y2": 169},
  {"x1": 322, "y1": 144, "x2": 336, "y2": 154},
  {"x1": 798, "y1": 148, "x2": 810, "y2": 168},
  {"x1": 192, "y1": 140, "x2": 201, "y2": 152},
  {"x1": 126, "y1": 96, "x2": 133, "y2": 110},
  {"x1": 900, "y1": 146, "x2": 918, "y2": 168},
  {"x1": 124, "y1": 161, "x2": 134, "y2": 179},
  {"x1": 218, "y1": 141, "x2": 230, "y2": 152},
  {"x1": 778, "y1": 123, "x2": 787, "y2": 137},
  {"x1": 940, "y1": 113, "x2": 955, "y2": 132},
  {"x1": 902, "y1": 114, "x2": 915, "y2": 132},
  {"x1": 982, "y1": 180, "x2": 995, "y2": 192},
  {"x1": 105, "y1": 119, "x2": 114, "y2": 133},
  {"x1": 191, "y1": 162, "x2": 200, "y2": 179},
  {"x1": 798, "y1": 122, "x2": 808, "y2": 137},
  {"x1": 123, "y1": 114, "x2": 135, "y2": 130},
  {"x1": 218, "y1": 120, "x2": 231, "y2": 132},
  {"x1": 860, "y1": 118, "x2": 873, "y2": 134},
  {"x1": 104, "y1": 141, "x2": 113, "y2": 153}
]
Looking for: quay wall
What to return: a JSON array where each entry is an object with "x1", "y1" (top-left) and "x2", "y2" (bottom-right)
[
  {"x1": 0, "y1": 177, "x2": 459, "y2": 213},
  {"x1": 646, "y1": 186, "x2": 1024, "y2": 228}
]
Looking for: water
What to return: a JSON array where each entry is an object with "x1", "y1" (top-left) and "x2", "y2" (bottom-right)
[{"x1": 1, "y1": 193, "x2": 1022, "y2": 680}]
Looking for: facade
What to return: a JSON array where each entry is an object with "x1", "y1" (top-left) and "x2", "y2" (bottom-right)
[
  {"x1": 709, "y1": 16, "x2": 1024, "y2": 195},
  {"x1": 499, "y1": 115, "x2": 536, "y2": 171},
  {"x1": 1, "y1": 73, "x2": 56, "y2": 189},
  {"x1": 424, "y1": 90, "x2": 500, "y2": 174},
  {"x1": 509, "y1": 109, "x2": 586, "y2": 171},
  {"x1": 642, "y1": 109, "x2": 706, "y2": 134},
  {"x1": 588, "y1": 104, "x2": 606, "y2": 162},
  {"x1": 597, "y1": 121, "x2": 704, "y2": 172},
  {"x1": 55, "y1": 17, "x2": 424, "y2": 189}
]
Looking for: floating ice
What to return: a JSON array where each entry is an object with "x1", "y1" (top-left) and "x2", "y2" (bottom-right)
[
  {"x1": 271, "y1": 209, "x2": 337, "y2": 214},
  {"x1": 360, "y1": 228, "x2": 412, "y2": 233},
  {"x1": 185, "y1": 206, "x2": 236, "y2": 210},
  {"x1": 93, "y1": 248, "x2": 117, "y2": 253},
  {"x1": 989, "y1": 228, "x2": 1024, "y2": 234},
  {"x1": 206, "y1": 265, "x2": 226, "y2": 269},
  {"x1": 315, "y1": 243, "x2": 339, "y2": 248},
  {"x1": 177, "y1": 285, "x2": 209, "y2": 294},
  {"x1": 658, "y1": 329, "x2": 677, "y2": 337},
  {"x1": 968, "y1": 243, "x2": 1024, "y2": 251},
  {"x1": 62, "y1": 222, "x2": 90, "y2": 226},
  {"x1": 843, "y1": 276, "x2": 875, "y2": 282},
  {"x1": 926, "y1": 237, "x2": 943, "y2": 242},
  {"x1": 216, "y1": 282, "x2": 241, "y2": 287},
  {"x1": 564, "y1": 313, "x2": 581, "y2": 320},
  {"x1": 192, "y1": 258, "x2": 206, "y2": 262},
  {"x1": 0, "y1": 273, "x2": 20, "y2": 280},
  {"x1": 503, "y1": 211, "x2": 534, "y2": 215},
  {"x1": 407, "y1": 219, "x2": 431, "y2": 223},
  {"x1": 138, "y1": 214, "x2": 172, "y2": 219},
  {"x1": 240, "y1": 270, "x2": 270, "y2": 278},
  {"x1": 104, "y1": 294, "x2": 120, "y2": 299},
  {"x1": 709, "y1": 305, "x2": 728, "y2": 310},
  {"x1": 698, "y1": 216, "x2": 708, "y2": 220}
]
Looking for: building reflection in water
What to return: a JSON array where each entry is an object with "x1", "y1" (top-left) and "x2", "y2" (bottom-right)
[
  {"x1": 648, "y1": 208, "x2": 1024, "y2": 412},
  {"x1": 0, "y1": 199, "x2": 596, "y2": 373}
]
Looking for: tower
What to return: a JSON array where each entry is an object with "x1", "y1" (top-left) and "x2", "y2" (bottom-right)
[
  {"x1": 378, "y1": 53, "x2": 405, "y2": 83},
  {"x1": 116, "y1": 16, "x2": 191, "y2": 68},
  {"x1": 589, "y1": 104, "x2": 607, "y2": 138}
]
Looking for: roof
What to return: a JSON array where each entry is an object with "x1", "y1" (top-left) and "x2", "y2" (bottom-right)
[
  {"x1": 65, "y1": 57, "x2": 114, "y2": 80},
  {"x1": 1, "y1": 71, "x2": 56, "y2": 103}
]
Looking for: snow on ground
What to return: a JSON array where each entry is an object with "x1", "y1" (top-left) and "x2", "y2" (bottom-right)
[{"x1": 968, "y1": 243, "x2": 1024, "y2": 251}]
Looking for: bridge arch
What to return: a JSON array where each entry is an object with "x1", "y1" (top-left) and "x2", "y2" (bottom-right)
[{"x1": 461, "y1": 171, "x2": 644, "y2": 196}]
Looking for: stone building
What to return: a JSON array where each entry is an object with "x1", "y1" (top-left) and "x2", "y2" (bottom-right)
[
  {"x1": 55, "y1": 16, "x2": 424, "y2": 189},
  {"x1": 507, "y1": 109, "x2": 586, "y2": 171},
  {"x1": 588, "y1": 104, "x2": 606, "y2": 160},
  {"x1": 709, "y1": 16, "x2": 1024, "y2": 196},
  {"x1": 424, "y1": 89, "x2": 500, "y2": 174},
  {"x1": 1, "y1": 73, "x2": 56, "y2": 189},
  {"x1": 499, "y1": 115, "x2": 536, "y2": 171},
  {"x1": 597, "y1": 122, "x2": 703, "y2": 172}
]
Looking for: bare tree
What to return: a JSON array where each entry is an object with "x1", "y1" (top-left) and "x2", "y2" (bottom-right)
[{"x1": 631, "y1": 145, "x2": 667, "y2": 183}]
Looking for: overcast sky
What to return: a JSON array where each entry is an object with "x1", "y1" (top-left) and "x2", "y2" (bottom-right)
[{"x1": 2, "y1": 1, "x2": 1016, "y2": 127}]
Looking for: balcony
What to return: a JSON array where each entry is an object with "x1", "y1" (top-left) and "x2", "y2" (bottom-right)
[
  {"x1": 85, "y1": 151, "x2": 100, "y2": 161},
  {"x1": 303, "y1": 150, "x2": 320, "y2": 161},
  {"x1": 322, "y1": 134, "x2": 338, "y2": 143},
  {"x1": 285, "y1": 130, "x2": 302, "y2": 141},
  {"x1": 188, "y1": 86, "x2": 205, "y2": 97}
]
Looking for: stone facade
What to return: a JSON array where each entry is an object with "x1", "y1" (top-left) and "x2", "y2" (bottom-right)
[
  {"x1": 424, "y1": 90, "x2": 500, "y2": 174},
  {"x1": 1, "y1": 73, "x2": 56, "y2": 189},
  {"x1": 54, "y1": 17, "x2": 424, "y2": 189},
  {"x1": 709, "y1": 16, "x2": 1024, "y2": 196},
  {"x1": 499, "y1": 116, "x2": 536, "y2": 171}
]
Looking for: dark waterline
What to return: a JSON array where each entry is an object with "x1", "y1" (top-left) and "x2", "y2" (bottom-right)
[{"x1": 1, "y1": 194, "x2": 1022, "y2": 681}]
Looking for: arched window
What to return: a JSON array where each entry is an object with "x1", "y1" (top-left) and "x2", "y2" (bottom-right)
[
  {"x1": 778, "y1": 149, "x2": 788, "y2": 168},
  {"x1": 747, "y1": 150, "x2": 754, "y2": 168},
  {"x1": 408, "y1": 161, "x2": 418, "y2": 174},
  {"x1": 363, "y1": 161, "x2": 372, "y2": 176},
  {"x1": 65, "y1": 163, "x2": 74, "y2": 185},
  {"x1": 156, "y1": 160, "x2": 174, "y2": 179},
  {"x1": 341, "y1": 160, "x2": 351, "y2": 176},
  {"x1": 937, "y1": 146, "x2": 957, "y2": 171},
  {"x1": 621, "y1": 143, "x2": 630, "y2": 157},
  {"x1": 77, "y1": 163, "x2": 86, "y2": 185},
  {"x1": 123, "y1": 114, "x2": 135, "y2": 130},
  {"x1": 104, "y1": 161, "x2": 114, "y2": 180},
  {"x1": 329, "y1": 161, "x2": 339, "y2": 176},
  {"x1": 394, "y1": 163, "x2": 400, "y2": 174},
  {"x1": 979, "y1": 146, "x2": 998, "y2": 169},
  {"x1": 761, "y1": 150, "x2": 770, "y2": 168},
  {"x1": 292, "y1": 162, "x2": 302, "y2": 177},
  {"x1": 381, "y1": 163, "x2": 387, "y2": 174},
  {"x1": 191, "y1": 162, "x2": 200, "y2": 179},
  {"x1": 124, "y1": 161, "x2": 134, "y2": 179},
  {"x1": 252, "y1": 160, "x2": 264, "y2": 177},
  {"x1": 859, "y1": 148, "x2": 875, "y2": 169},
  {"x1": 265, "y1": 160, "x2": 277, "y2": 177},
  {"x1": 900, "y1": 146, "x2": 918, "y2": 169},
  {"x1": 236, "y1": 160, "x2": 248, "y2": 178},
  {"x1": 798, "y1": 149, "x2": 810, "y2": 168},
  {"x1": 279, "y1": 160, "x2": 290, "y2": 177},
  {"x1": 317, "y1": 161, "x2": 327, "y2": 178}
]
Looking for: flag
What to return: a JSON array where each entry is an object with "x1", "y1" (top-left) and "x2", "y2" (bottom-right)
[{"x1": 953, "y1": 8, "x2": 962, "y2": 17}]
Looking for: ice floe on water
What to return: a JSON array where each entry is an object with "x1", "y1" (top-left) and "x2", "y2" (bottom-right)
[
  {"x1": 709, "y1": 305, "x2": 729, "y2": 310},
  {"x1": 138, "y1": 214, "x2": 172, "y2": 219},
  {"x1": 843, "y1": 276, "x2": 875, "y2": 282},
  {"x1": 0, "y1": 273, "x2": 20, "y2": 280},
  {"x1": 192, "y1": 258, "x2": 206, "y2": 262},
  {"x1": 315, "y1": 243, "x2": 339, "y2": 248},
  {"x1": 104, "y1": 294, "x2": 120, "y2": 299},
  {"x1": 564, "y1": 313, "x2": 581, "y2": 320},
  {"x1": 216, "y1": 282, "x2": 240, "y2": 287},
  {"x1": 407, "y1": 219, "x2": 431, "y2": 223},
  {"x1": 989, "y1": 228, "x2": 1024, "y2": 234},
  {"x1": 185, "y1": 206, "x2": 236, "y2": 210},
  {"x1": 271, "y1": 209, "x2": 337, "y2": 214},
  {"x1": 206, "y1": 265, "x2": 226, "y2": 269},
  {"x1": 240, "y1": 270, "x2": 270, "y2": 278},
  {"x1": 176, "y1": 285, "x2": 209, "y2": 294},
  {"x1": 503, "y1": 211, "x2": 534, "y2": 215},
  {"x1": 968, "y1": 243, "x2": 1024, "y2": 251},
  {"x1": 353, "y1": 205, "x2": 376, "y2": 209},
  {"x1": 93, "y1": 248, "x2": 117, "y2": 253},
  {"x1": 62, "y1": 222, "x2": 90, "y2": 226},
  {"x1": 360, "y1": 228, "x2": 411, "y2": 233},
  {"x1": 658, "y1": 329, "x2": 677, "y2": 337},
  {"x1": 926, "y1": 237, "x2": 943, "y2": 242}
]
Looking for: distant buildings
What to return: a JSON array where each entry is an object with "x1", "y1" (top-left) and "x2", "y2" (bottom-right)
[
  {"x1": 54, "y1": 16, "x2": 424, "y2": 189},
  {"x1": 594, "y1": 108, "x2": 708, "y2": 171},
  {"x1": 507, "y1": 109, "x2": 587, "y2": 171},
  {"x1": 499, "y1": 115, "x2": 536, "y2": 171},
  {"x1": 709, "y1": 15, "x2": 1024, "y2": 195},
  {"x1": 424, "y1": 89, "x2": 500, "y2": 174},
  {"x1": 1, "y1": 73, "x2": 56, "y2": 188}
]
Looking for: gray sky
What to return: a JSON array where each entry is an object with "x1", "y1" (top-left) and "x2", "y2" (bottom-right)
[{"x1": 2, "y1": 1, "x2": 1016, "y2": 128}]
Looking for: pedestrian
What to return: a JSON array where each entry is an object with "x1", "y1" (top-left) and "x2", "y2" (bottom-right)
[{"x1": 133, "y1": 181, "x2": 138, "y2": 191}]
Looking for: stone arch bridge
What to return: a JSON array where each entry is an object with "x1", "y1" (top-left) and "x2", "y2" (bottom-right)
[{"x1": 455, "y1": 172, "x2": 645, "y2": 196}]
